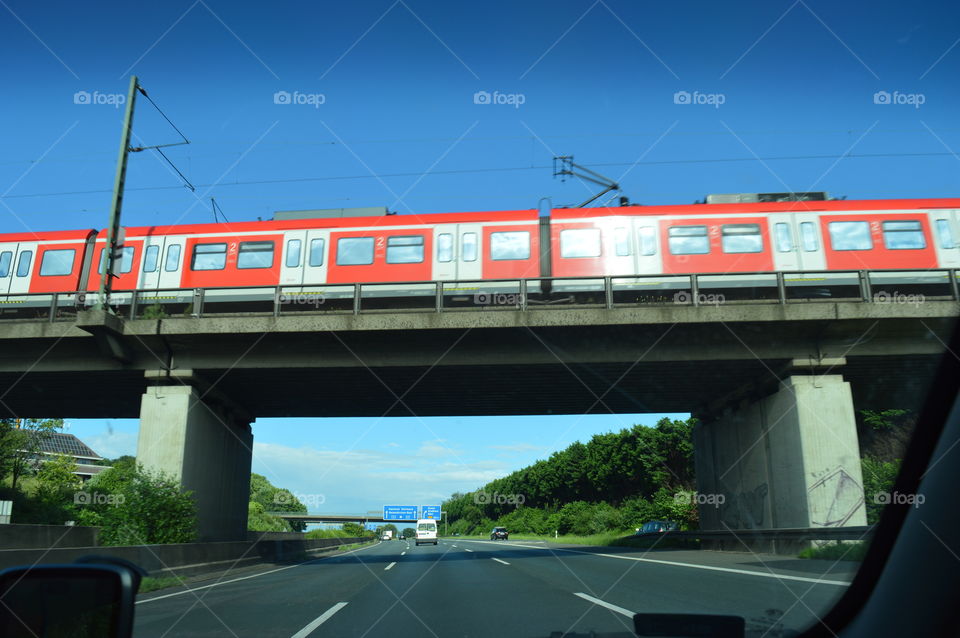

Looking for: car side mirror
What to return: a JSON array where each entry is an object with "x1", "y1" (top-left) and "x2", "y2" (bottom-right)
[{"x1": 0, "y1": 563, "x2": 139, "y2": 637}]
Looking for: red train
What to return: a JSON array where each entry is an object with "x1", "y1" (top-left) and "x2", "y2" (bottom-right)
[{"x1": 1, "y1": 197, "x2": 958, "y2": 304}]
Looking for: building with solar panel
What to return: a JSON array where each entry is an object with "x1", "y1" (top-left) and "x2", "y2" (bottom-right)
[{"x1": 35, "y1": 432, "x2": 109, "y2": 480}]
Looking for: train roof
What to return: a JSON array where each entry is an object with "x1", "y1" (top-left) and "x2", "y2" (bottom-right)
[
  {"x1": 550, "y1": 197, "x2": 960, "y2": 219},
  {"x1": 98, "y1": 209, "x2": 540, "y2": 237},
  {"x1": 0, "y1": 229, "x2": 96, "y2": 242}
]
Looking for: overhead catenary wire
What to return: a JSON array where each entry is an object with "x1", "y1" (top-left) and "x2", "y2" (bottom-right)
[{"x1": 1, "y1": 151, "x2": 957, "y2": 202}]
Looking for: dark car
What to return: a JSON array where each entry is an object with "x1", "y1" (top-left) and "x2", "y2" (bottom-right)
[
  {"x1": 490, "y1": 527, "x2": 509, "y2": 540},
  {"x1": 635, "y1": 520, "x2": 679, "y2": 534}
]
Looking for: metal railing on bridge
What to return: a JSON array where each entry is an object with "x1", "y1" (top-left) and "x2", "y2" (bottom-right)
[{"x1": 0, "y1": 268, "x2": 957, "y2": 322}]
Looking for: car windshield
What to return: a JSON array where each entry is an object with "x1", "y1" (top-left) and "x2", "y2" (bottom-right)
[{"x1": 2, "y1": 4, "x2": 954, "y2": 638}]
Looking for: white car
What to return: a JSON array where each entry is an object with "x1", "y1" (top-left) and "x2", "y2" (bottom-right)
[{"x1": 415, "y1": 519, "x2": 438, "y2": 546}]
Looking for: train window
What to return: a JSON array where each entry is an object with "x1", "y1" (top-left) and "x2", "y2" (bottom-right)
[
  {"x1": 437, "y1": 233, "x2": 453, "y2": 263},
  {"x1": 165, "y1": 244, "x2": 181, "y2": 272},
  {"x1": 143, "y1": 245, "x2": 159, "y2": 273},
  {"x1": 490, "y1": 231, "x2": 530, "y2": 260},
  {"x1": 721, "y1": 224, "x2": 763, "y2": 254},
  {"x1": 286, "y1": 240, "x2": 302, "y2": 268},
  {"x1": 97, "y1": 246, "x2": 134, "y2": 274},
  {"x1": 882, "y1": 220, "x2": 926, "y2": 250},
  {"x1": 191, "y1": 243, "x2": 227, "y2": 271},
  {"x1": 560, "y1": 228, "x2": 601, "y2": 258},
  {"x1": 237, "y1": 241, "x2": 275, "y2": 269},
  {"x1": 39, "y1": 249, "x2": 76, "y2": 276},
  {"x1": 638, "y1": 227, "x2": 656, "y2": 256},
  {"x1": 668, "y1": 226, "x2": 709, "y2": 255},
  {"x1": 0, "y1": 251, "x2": 11, "y2": 277},
  {"x1": 614, "y1": 227, "x2": 631, "y2": 256},
  {"x1": 386, "y1": 235, "x2": 425, "y2": 264},
  {"x1": 15, "y1": 251, "x2": 32, "y2": 277},
  {"x1": 829, "y1": 221, "x2": 872, "y2": 251},
  {"x1": 309, "y1": 238, "x2": 325, "y2": 267},
  {"x1": 336, "y1": 237, "x2": 374, "y2": 266},
  {"x1": 774, "y1": 223, "x2": 793, "y2": 252},
  {"x1": 800, "y1": 222, "x2": 819, "y2": 251},
  {"x1": 462, "y1": 233, "x2": 478, "y2": 262},
  {"x1": 936, "y1": 219, "x2": 955, "y2": 249}
]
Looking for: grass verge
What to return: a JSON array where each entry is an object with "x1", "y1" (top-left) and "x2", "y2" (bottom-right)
[{"x1": 798, "y1": 541, "x2": 868, "y2": 561}]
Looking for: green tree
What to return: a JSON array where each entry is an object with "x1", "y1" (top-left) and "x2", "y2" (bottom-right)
[
  {"x1": 35, "y1": 453, "x2": 81, "y2": 504},
  {"x1": 402, "y1": 527, "x2": 416, "y2": 539},
  {"x1": 248, "y1": 473, "x2": 308, "y2": 532},
  {"x1": 861, "y1": 456, "x2": 902, "y2": 525},
  {"x1": 75, "y1": 462, "x2": 197, "y2": 545},
  {"x1": 0, "y1": 418, "x2": 65, "y2": 489},
  {"x1": 247, "y1": 502, "x2": 291, "y2": 532}
]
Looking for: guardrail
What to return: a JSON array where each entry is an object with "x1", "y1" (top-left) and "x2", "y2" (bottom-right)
[
  {"x1": 634, "y1": 525, "x2": 874, "y2": 542},
  {"x1": 0, "y1": 268, "x2": 957, "y2": 322}
]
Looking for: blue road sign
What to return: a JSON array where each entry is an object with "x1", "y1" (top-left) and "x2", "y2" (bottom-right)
[
  {"x1": 421, "y1": 505, "x2": 442, "y2": 520},
  {"x1": 383, "y1": 506, "x2": 419, "y2": 520}
]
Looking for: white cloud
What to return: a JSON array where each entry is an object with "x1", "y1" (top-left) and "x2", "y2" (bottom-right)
[
  {"x1": 84, "y1": 431, "x2": 138, "y2": 459},
  {"x1": 250, "y1": 441, "x2": 507, "y2": 513}
]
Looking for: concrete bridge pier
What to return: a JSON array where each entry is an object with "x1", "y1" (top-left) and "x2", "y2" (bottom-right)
[
  {"x1": 694, "y1": 366, "x2": 867, "y2": 552},
  {"x1": 137, "y1": 371, "x2": 253, "y2": 541}
]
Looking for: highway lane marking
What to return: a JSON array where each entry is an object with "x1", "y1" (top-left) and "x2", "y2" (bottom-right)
[
  {"x1": 401, "y1": 551, "x2": 406, "y2": 556},
  {"x1": 385, "y1": 562, "x2": 397, "y2": 570},
  {"x1": 291, "y1": 602, "x2": 348, "y2": 638},
  {"x1": 464, "y1": 549, "x2": 473, "y2": 552},
  {"x1": 136, "y1": 542, "x2": 382, "y2": 604},
  {"x1": 573, "y1": 593, "x2": 634, "y2": 618},
  {"x1": 491, "y1": 558, "x2": 510, "y2": 565},
  {"x1": 458, "y1": 539, "x2": 851, "y2": 586}
]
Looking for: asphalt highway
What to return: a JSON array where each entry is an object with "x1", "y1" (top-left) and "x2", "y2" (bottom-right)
[{"x1": 133, "y1": 537, "x2": 856, "y2": 637}]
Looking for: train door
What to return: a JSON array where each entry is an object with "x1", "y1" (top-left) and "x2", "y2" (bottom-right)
[
  {"x1": 768, "y1": 213, "x2": 800, "y2": 271},
  {"x1": 302, "y1": 229, "x2": 329, "y2": 284},
  {"x1": 139, "y1": 236, "x2": 166, "y2": 290},
  {"x1": 930, "y1": 210, "x2": 960, "y2": 268},
  {"x1": 769, "y1": 213, "x2": 828, "y2": 271},
  {"x1": 456, "y1": 224, "x2": 482, "y2": 280},
  {"x1": 433, "y1": 225, "x2": 456, "y2": 280},
  {"x1": 0, "y1": 241, "x2": 16, "y2": 294},
  {"x1": 632, "y1": 218, "x2": 661, "y2": 274},
  {"x1": 9, "y1": 242, "x2": 37, "y2": 294},
  {"x1": 606, "y1": 220, "x2": 635, "y2": 275},
  {"x1": 280, "y1": 231, "x2": 306, "y2": 285},
  {"x1": 158, "y1": 239, "x2": 184, "y2": 288}
]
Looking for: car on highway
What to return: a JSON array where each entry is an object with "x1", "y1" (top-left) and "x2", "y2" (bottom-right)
[
  {"x1": 415, "y1": 519, "x2": 438, "y2": 546},
  {"x1": 635, "y1": 520, "x2": 679, "y2": 534},
  {"x1": 490, "y1": 526, "x2": 509, "y2": 540}
]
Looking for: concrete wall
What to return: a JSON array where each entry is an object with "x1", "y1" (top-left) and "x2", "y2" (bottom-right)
[
  {"x1": 695, "y1": 375, "x2": 867, "y2": 546},
  {"x1": 0, "y1": 524, "x2": 98, "y2": 549},
  {"x1": 138, "y1": 386, "x2": 253, "y2": 542},
  {"x1": 0, "y1": 537, "x2": 369, "y2": 578}
]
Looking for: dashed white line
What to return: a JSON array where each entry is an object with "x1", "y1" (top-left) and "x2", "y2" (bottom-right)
[
  {"x1": 401, "y1": 551, "x2": 406, "y2": 556},
  {"x1": 290, "y1": 602, "x2": 348, "y2": 637},
  {"x1": 458, "y1": 539, "x2": 851, "y2": 586},
  {"x1": 384, "y1": 562, "x2": 396, "y2": 571},
  {"x1": 136, "y1": 542, "x2": 381, "y2": 604},
  {"x1": 464, "y1": 549, "x2": 473, "y2": 552},
  {"x1": 491, "y1": 557, "x2": 510, "y2": 565},
  {"x1": 574, "y1": 592, "x2": 634, "y2": 618}
]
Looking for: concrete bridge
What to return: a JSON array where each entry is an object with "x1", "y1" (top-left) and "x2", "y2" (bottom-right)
[{"x1": 0, "y1": 276, "x2": 956, "y2": 541}]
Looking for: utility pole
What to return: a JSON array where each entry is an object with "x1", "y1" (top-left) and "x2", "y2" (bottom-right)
[{"x1": 95, "y1": 76, "x2": 139, "y2": 311}]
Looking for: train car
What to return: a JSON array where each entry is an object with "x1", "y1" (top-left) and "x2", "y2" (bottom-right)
[
  {"x1": 549, "y1": 197, "x2": 960, "y2": 298},
  {"x1": 80, "y1": 210, "x2": 542, "y2": 308},
  {"x1": 0, "y1": 229, "x2": 96, "y2": 310}
]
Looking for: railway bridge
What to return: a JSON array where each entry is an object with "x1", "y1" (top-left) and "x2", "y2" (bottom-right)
[{"x1": 0, "y1": 274, "x2": 956, "y2": 540}]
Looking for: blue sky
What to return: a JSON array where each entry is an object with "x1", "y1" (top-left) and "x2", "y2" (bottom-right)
[{"x1": 3, "y1": 1, "x2": 959, "y2": 511}]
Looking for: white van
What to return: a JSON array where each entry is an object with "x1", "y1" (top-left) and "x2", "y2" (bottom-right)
[{"x1": 415, "y1": 519, "x2": 438, "y2": 546}]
